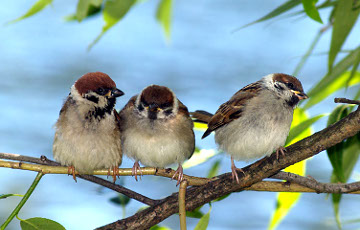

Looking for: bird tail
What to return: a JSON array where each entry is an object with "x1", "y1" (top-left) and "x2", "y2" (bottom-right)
[{"x1": 190, "y1": 110, "x2": 213, "y2": 124}]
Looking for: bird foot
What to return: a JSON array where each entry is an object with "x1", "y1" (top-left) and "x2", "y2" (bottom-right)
[
  {"x1": 67, "y1": 166, "x2": 77, "y2": 182},
  {"x1": 275, "y1": 146, "x2": 286, "y2": 160},
  {"x1": 107, "y1": 166, "x2": 119, "y2": 183},
  {"x1": 132, "y1": 161, "x2": 142, "y2": 181},
  {"x1": 172, "y1": 164, "x2": 184, "y2": 186},
  {"x1": 231, "y1": 156, "x2": 244, "y2": 184}
]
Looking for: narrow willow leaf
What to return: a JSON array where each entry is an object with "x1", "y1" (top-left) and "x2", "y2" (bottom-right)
[
  {"x1": 305, "y1": 46, "x2": 360, "y2": 108},
  {"x1": 183, "y1": 149, "x2": 216, "y2": 169},
  {"x1": 268, "y1": 108, "x2": 309, "y2": 230},
  {"x1": 329, "y1": 0, "x2": 360, "y2": 70},
  {"x1": 304, "y1": 71, "x2": 360, "y2": 109},
  {"x1": 235, "y1": 0, "x2": 302, "y2": 30},
  {"x1": 301, "y1": 0, "x2": 323, "y2": 23},
  {"x1": 346, "y1": 49, "x2": 360, "y2": 88},
  {"x1": 6, "y1": 0, "x2": 52, "y2": 25},
  {"x1": 332, "y1": 193, "x2": 342, "y2": 229},
  {"x1": 76, "y1": 0, "x2": 91, "y2": 22},
  {"x1": 89, "y1": 0, "x2": 135, "y2": 50},
  {"x1": 0, "y1": 194, "x2": 23, "y2": 199},
  {"x1": 194, "y1": 207, "x2": 211, "y2": 230},
  {"x1": 20, "y1": 217, "x2": 65, "y2": 230},
  {"x1": 156, "y1": 0, "x2": 172, "y2": 42},
  {"x1": 207, "y1": 160, "x2": 221, "y2": 178},
  {"x1": 293, "y1": 28, "x2": 323, "y2": 76},
  {"x1": 285, "y1": 113, "x2": 325, "y2": 145},
  {"x1": 327, "y1": 105, "x2": 350, "y2": 182}
]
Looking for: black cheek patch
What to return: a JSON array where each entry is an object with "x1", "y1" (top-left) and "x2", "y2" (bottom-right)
[
  {"x1": 286, "y1": 95, "x2": 300, "y2": 107},
  {"x1": 85, "y1": 95, "x2": 99, "y2": 104},
  {"x1": 138, "y1": 104, "x2": 144, "y2": 111},
  {"x1": 164, "y1": 109, "x2": 173, "y2": 116},
  {"x1": 274, "y1": 84, "x2": 284, "y2": 91}
]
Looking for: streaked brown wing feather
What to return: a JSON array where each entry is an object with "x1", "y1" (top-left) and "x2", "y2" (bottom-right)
[{"x1": 202, "y1": 81, "x2": 262, "y2": 139}]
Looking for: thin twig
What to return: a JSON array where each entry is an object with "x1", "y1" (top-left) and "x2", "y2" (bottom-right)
[
  {"x1": 179, "y1": 180, "x2": 188, "y2": 230},
  {"x1": 1, "y1": 172, "x2": 44, "y2": 230},
  {"x1": 334, "y1": 98, "x2": 360, "y2": 105}
]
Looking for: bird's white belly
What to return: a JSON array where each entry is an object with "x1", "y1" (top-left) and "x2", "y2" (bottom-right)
[
  {"x1": 215, "y1": 107, "x2": 292, "y2": 161},
  {"x1": 53, "y1": 125, "x2": 121, "y2": 173},
  {"x1": 122, "y1": 128, "x2": 190, "y2": 167}
]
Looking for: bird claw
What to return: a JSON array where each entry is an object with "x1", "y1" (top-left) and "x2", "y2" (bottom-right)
[
  {"x1": 172, "y1": 164, "x2": 184, "y2": 186},
  {"x1": 107, "y1": 166, "x2": 119, "y2": 183},
  {"x1": 275, "y1": 146, "x2": 286, "y2": 160},
  {"x1": 231, "y1": 156, "x2": 244, "y2": 184},
  {"x1": 132, "y1": 161, "x2": 142, "y2": 181},
  {"x1": 67, "y1": 166, "x2": 77, "y2": 182}
]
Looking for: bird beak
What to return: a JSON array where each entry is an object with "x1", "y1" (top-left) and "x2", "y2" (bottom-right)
[
  {"x1": 292, "y1": 90, "x2": 308, "y2": 100},
  {"x1": 148, "y1": 103, "x2": 160, "y2": 112},
  {"x1": 110, "y1": 88, "x2": 124, "y2": 98}
]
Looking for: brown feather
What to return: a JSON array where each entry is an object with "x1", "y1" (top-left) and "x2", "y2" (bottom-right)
[{"x1": 75, "y1": 72, "x2": 117, "y2": 96}]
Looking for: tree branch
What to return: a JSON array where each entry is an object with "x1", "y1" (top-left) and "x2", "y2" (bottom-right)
[{"x1": 97, "y1": 101, "x2": 360, "y2": 230}]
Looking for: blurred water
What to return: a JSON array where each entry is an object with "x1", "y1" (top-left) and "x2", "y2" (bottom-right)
[{"x1": 0, "y1": 0, "x2": 359, "y2": 230}]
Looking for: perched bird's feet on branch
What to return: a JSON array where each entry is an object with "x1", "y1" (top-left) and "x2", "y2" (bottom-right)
[
  {"x1": 275, "y1": 146, "x2": 286, "y2": 160},
  {"x1": 108, "y1": 166, "x2": 119, "y2": 183},
  {"x1": 231, "y1": 156, "x2": 244, "y2": 184},
  {"x1": 132, "y1": 161, "x2": 142, "y2": 181},
  {"x1": 67, "y1": 166, "x2": 77, "y2": 182},
  {"x1": 172, "y1": 164, "x2": 184, "y2": 186}
]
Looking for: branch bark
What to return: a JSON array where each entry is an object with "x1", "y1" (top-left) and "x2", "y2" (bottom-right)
[{"x1": 97, "y1": 105, "x2": 360, "y2": 230}]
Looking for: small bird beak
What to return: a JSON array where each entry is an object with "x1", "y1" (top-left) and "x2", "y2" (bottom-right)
[
  {"x1": 148, "y1": 103, "x2": 160, "y2": 112},
  {"x1": 111, "y1": 88, "x2": 125, "y2": 98},
  {"x1": 292, "y1": 90, "x2": 308, "y2": 100}
]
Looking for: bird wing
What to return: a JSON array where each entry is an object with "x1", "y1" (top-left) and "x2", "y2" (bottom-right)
[{"x1": 202, "y1": 81, "x2": 262, "y2": 139}]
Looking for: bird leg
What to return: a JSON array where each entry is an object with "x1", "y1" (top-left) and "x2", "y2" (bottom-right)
[
  {"x1": 172, "y1": 164, "x2": 184, "y2": 186},
  {"x1": 275, "y1": 146, "x2": 286, "y2": 160},
  {"x1": 231, "y1": 156, "x2": 244, "y2": 184},
  {"x1": 132, "y1": 161, "x2": 142, "y2": 181},
  {"x1": 67, "y1": 166, "x2": 77, "y2": 182}
]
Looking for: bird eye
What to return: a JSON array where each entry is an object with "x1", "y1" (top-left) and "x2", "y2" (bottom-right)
[
  {"x1": 96, "y1": 88, "x2": 106, "y2": 95},
  {"x1": 286, "y1": 82, "x2": 294, "y2": 89}
]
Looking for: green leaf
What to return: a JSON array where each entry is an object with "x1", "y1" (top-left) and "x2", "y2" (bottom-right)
[
  {"x1": 304, "y1": 71, "x2": 360, "y2": 109},
  {"x1": 193, "y1": 121, "x2": 208, "y2": 131},
  {"x1": 285, "y1": 114, "x2": 325, "y2": 145},
  {"x1": 301, "y1": 0, "x2": 323, "y2": 23},
  {"x1": 110, "y1": 194, "x2": 131, "y2": 206},
  {"x1": 6, "y1": 0, "x2": 52, "y2": 25},
  {"x1": 194, "y1": 207, "x2": 211, "y2": 230},
  {"x1": 213, "y1": 193, "x2": 230, "y2": 202},
  {"x1": 186, "y1": 206, "x2": 204, "y2": 219},
  {"x1": 89, "y1": 0, "x2": 135, "y2": 50},
  {"x1": 207, "y1": 160, "x2": 221, "y2": 178},
  {"x1": 183, "y1": 149, "x2": 217, "y2": 169},
  {"x1": 156, "y1": 0, "x2": 172, "y2": 42},
  {"x1": 329, "y1": 0, "x2": 360, "y2": 70},
  {"x1": 328, "y1": 105, "x2": 360, "y2": 229},
  {"x1": 346, "y1": 48, "x2": 360, "y2": 88},
  {"x1": 149, "y1": 225, "x2": 171, "y2": 230},
  {"x1": 20, "y1": 217, "x2": 65, "y2": 230},
  {"x1": 0, "y1": 194, "x2": 23, "y2": 199},
  {"x1": 236, "y1": 0, "x2": 302, "y2": 30}
]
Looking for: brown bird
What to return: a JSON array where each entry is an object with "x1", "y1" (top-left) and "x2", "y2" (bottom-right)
[
  {"x1": 53, "y1": 72, "x2": 124, "y2": 182},
  {"x1": 119, "y1": 85, "x2": 195, "y2": 185},
  {"x1": 192, "y1": 73, "x2": 308, "y2": 183}
]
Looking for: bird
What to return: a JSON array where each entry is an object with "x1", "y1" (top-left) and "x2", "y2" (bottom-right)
[
  {"x1": 191, "y1": 73, "x2": 308, "y2": 183},
  {"x1": 119, "y1": 84, "x2": 195, "y2": 185},
  {"x1": 53, "y1": 72, "x2": 124, "y2": 182}
]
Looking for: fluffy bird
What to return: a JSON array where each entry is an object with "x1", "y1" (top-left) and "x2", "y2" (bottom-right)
[
  {"x1": 119, "y1": 85, "x2": 195, "y2": 185},
  {"x1": 53, "y1": 72, "x2": 124, "y2": 181},
  {"x1": 192, "y1": 73, "x2": 308, "y2": 183}
]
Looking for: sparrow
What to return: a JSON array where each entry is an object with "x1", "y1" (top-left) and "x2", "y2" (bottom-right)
[
  {"x1": 53, "y1": 72, "x2": 124, "y2": 182},
  {"x1": 191, "y1": 73, "x2": 308, "y2": 183},
  {"x1": 119, "y1": 85, "x2": 195, "y2": 185}
]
